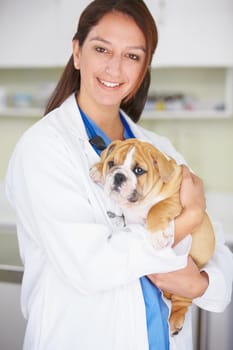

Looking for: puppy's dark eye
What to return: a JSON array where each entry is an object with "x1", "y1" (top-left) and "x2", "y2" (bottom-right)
[
  {"x1": 133, "y1": 166, "x2": 146, "y2": 176},
  {"x1": 108, "y1": 161, "x2": 114, "y2": 169}
]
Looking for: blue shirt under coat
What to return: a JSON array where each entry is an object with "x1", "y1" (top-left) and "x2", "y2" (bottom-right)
[{"x1": 79, "y1": 106, "x2": 170, "y2": 350}]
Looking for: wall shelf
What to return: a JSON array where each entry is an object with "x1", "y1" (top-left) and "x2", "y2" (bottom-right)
[
  {"x1": 142, "y1": 67, "x2": 233, "y2": 120},
  {"x1": 0, "y1": 67, "x2": 232, "y2": 120},
  {"x1": 0, "y1": 107, "x2": 43, "y2": 118},
  {"x1": 142, "y1": 110, "x2": 232, "y2": 120}
]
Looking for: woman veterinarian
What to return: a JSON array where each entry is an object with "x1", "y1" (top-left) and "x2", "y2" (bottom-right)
[{"x1": 5, "y1": 1, "x2": 233, "y2": 349}]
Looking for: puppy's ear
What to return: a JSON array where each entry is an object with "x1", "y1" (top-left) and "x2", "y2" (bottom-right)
[
  {"x1": 155, "y1": 156, "x2": 176, "y2": 183},
  {"x1": 89, "y1": 163, "x2": 104, "y2": 184},
  {"x1": 90, "y1": 141, "x2": 122, "y2": 185},
  {"x1": 100, "y1": 140, "x2": 122, "y2": 161}
]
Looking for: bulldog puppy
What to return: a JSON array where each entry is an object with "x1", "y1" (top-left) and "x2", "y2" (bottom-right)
[{"x1": 90, "y1": 138, "x2": 215, "y2": 335}]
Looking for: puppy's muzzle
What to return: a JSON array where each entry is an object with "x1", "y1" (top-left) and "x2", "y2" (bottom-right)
[
  {"x1": 112, "y1": 172, "x2": 139, "y2": 203},
  {"x1": 127, "y1": 189, "x2": 139, "y2": 203},
  {"x1": 113, "y1": 172, "x2": 127, "y2": 190}
]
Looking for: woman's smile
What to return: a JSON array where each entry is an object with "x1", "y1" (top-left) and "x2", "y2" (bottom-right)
[{"x1": 98, "y1": 78, "x2": 121, "y2": 89}]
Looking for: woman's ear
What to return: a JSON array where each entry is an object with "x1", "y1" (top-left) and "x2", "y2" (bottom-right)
[{"x1": 72, "y1": 39, "x2": 80, "y2": 70}]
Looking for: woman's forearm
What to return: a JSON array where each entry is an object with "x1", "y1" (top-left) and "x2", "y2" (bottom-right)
[
  {"x1": 148, "y1": 256, "x2": 209, "y2": 299},
  {"x1": 173, "y1": 166, "x2": 206, "y2": 246},
  {"x1": 173, "y1": 207, "x2": 204, "y2": 246}
]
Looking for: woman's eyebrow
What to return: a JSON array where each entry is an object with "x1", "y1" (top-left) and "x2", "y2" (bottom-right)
[
  {"x1": 90, "y1": 36, "x2": 111, "y2": 45},
  {"x1": 90, "y1": 36, "x2": 146, "y2": 52}
]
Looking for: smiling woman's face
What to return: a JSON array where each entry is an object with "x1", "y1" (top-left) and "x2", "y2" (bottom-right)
[{"x1": 73, "y1": 11, "x2": 146, "y2": 111}]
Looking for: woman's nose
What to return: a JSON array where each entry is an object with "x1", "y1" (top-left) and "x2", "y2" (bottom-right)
[{"x1": 105, "y1": 54, "x2": 122, "y2": 76}]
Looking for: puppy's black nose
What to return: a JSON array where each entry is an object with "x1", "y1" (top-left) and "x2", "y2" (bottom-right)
[{"x1": 114, "y1": 173, "x2": 127, "y2": 186}]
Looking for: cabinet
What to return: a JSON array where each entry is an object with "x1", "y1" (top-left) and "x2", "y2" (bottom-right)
[
  {"x1": 0, "y1": 279, "x2": 26, "y2": 350},
  {"x1": 55, "y1": 0, "x2": 91, "y2": 66},
  {"x1": 0, "y1": 0, "x2": 86, "y2": 67},
  {"x1": 0, "y1": 0, "x2": 232, "y2": 67},
  {"x1": 0, "y1": 0, "x2": 59, "y2": 67},
  {"x1": 146, "y1": 0, "x2": 233, "y2": 67}
]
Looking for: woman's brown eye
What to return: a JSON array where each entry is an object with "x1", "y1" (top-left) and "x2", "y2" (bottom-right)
[
  {"x1": 128, "y1": 53, "x2": 139, "y2": 61},
  {"x1": 95, "y1": 46, "x2": 107, "y2": 54}
]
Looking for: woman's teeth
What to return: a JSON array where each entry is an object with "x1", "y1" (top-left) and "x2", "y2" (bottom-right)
[{"x1": 100, "y1": 79, "x2": 120, "y2": 88}]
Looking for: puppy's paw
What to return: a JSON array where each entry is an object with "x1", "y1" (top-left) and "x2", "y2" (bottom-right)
[
  {"x1": 151, "y1": 226, "x2": 174, "y2": 249},
  {"x1": 169, "y1": 312, "x2": 185, "y2": 336}
]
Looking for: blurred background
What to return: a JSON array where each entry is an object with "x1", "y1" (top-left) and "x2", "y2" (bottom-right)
[{"x1": 0, "y1": 1, "x2": 232, "y2": 349}]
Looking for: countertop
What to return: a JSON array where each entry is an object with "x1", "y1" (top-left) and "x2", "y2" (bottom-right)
[{"x1": 0, "y1": 182, "x2": 233, "y2": 272}]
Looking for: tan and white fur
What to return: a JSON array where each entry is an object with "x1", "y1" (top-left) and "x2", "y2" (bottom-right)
[{"x1": 90, "y1": 138, "x2": 215, "y2": 335}]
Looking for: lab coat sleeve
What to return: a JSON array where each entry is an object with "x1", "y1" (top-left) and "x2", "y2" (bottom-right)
[
  {"x1": 193, "y1": 219, "x2": 233, "y2": 312},
  {"x1": 5, "y1": 125, "x2": 189, "y2": 295}
]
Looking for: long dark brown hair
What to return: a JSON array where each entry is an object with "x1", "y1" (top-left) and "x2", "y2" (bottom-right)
[{"x1": 44, "y1": 0, "x2": 158, "y2": 122}]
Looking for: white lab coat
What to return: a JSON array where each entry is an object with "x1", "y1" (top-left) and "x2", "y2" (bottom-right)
[{"x1": 5, "y1": 94, "x2": 233, "y2": 350}]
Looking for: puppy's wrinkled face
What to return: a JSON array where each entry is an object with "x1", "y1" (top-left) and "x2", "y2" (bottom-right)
[
  {"x1": 90, "y1": 139, "x2": 176, "y2": 208},
  {"x1": 104, "y1": 145, "x2": 142, "y2": 206}
]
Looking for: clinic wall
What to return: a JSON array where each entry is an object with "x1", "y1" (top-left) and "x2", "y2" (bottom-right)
[
  {"x1": 140, "y1": 118, "x2": 233, "y2": 192},
  {"x1": 1, "y1": 114, "x2": 233, "y2": 192}
]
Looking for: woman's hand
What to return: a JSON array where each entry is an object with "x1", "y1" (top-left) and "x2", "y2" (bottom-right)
[
  {"x1": 180, "y1": 165, "x2": 206, "y2": 216},
  {"x1": 147, "y1": 256, "x2": 209, "y2": 299},
  {"x1": 173, "y1": 166, "x2": 206, "y2": 245}
]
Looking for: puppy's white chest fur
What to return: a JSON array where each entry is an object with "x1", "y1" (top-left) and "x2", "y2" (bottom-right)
[
  {"x1": 121, "y1": 195, "x2": 164, "y2": 225},
  {"x1": 122, "y1": 205, "x2": 147, "y2": 225}
]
